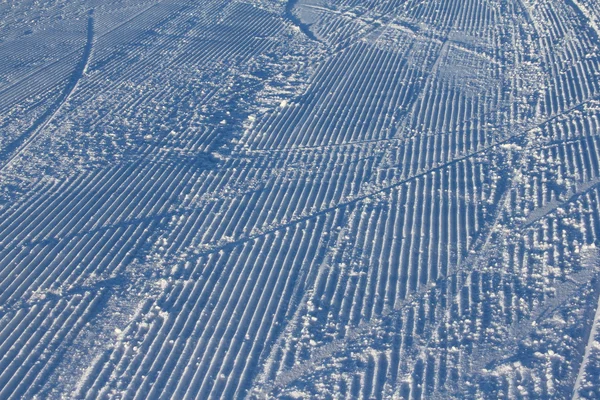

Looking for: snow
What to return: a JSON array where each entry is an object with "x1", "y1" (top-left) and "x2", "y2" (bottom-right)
[{"x1": 0, "y1": 0, "x2": 599, "y2": 398}]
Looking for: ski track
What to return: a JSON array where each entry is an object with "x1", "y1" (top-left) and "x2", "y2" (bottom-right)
[
  {"x1": 0, "y1": 0, "x2": 600, "y2": 399},
  {"x1": 0, "y1": 10, "x2": 95, "y2": 173}
]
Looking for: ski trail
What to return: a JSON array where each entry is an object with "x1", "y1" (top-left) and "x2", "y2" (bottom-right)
[
  {"x1": 285, "y1": 0, "x2": 321, "y2": 42},
  {"x1": 0, "y1": 10, "x2": 95, "y2": 173},
  {"x1": 566, "y1": 0, "x2": 600, "y2": 40},
  {"x1": 250, "y1": 204, "x2": 356, "y2": 398},
  {"x1": 261, "y1": 113, "x2": 536, "y2": 396},
  {"x1": 249, "y1": 14, "x2": 520, "y2": 393},
  {"x1": 250, "y1": 126, "x2": 520, "y2": 398},
  {"x1": 572, "y1": 249, "x2": 600, "y2": 399},
  {"x1": 472, "y1": 266, "x2": 599, "y2": 371},
  {"x1": 523, "y1": 176, "x2": 600, "y2": 227}
]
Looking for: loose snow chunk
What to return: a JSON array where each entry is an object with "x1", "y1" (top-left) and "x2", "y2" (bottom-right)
[{"x1": 500, "y1": 143, "x2": 522, "y2": 151}]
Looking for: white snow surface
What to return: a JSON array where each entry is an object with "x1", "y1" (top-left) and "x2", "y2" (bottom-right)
[{"x1": 0, "y1": 0, "x2": 600, "y2": 399}]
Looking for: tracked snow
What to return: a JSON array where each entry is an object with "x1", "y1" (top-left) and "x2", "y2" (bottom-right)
[{"x1": 0, "y1": 0, "x2": 599, "y2": 399}]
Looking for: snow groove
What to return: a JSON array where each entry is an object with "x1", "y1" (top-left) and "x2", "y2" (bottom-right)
[
  {"x1": 1, "y1": 0, "x2": 600, "y2": 398},
  {"x1": 0, "y1": 10, "x2": 95, "y2": 173}
]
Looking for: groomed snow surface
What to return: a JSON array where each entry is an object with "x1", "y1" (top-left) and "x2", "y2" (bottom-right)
[{"x1": 1, "y1": 0, "x2": 600, "y2": 398}]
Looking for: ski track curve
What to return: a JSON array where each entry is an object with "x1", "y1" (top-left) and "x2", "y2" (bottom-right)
[
  {"x1": 1, "y1": 0, "x2": 600, "y2": 399},
  {"x1": 0, "y1": 10, "x2": 95, "y2": 173}
]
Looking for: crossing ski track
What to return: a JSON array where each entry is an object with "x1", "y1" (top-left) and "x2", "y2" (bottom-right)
[
  {"x1": 285, "y1": 0, "x2": 321, "y2": 43},
  {"x1": 572, "y1": 273, "x2": 600, "y2": 399},
  {"x1": 0, "y1": 11, "x2": 95, "y2": 173},
  {"x1": 1, "y1": 0, "x2": 600, "y2": 398}
]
